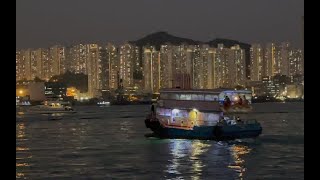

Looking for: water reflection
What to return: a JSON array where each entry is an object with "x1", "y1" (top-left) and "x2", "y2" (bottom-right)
[
  {"x1": 166, "y1": 139, "x2": 189, "y2": 176},
  {"x1": 165, "y1": 139, "x2": 211, "y2": 180},
  {"x1": 16, "y1": 123, "x2": 26, "y2": 139},
  {"x1": 228, "y1": 144, "x2": 251, "y2": 180},
  {"x1": 190, "y1": 140, "x2": 211, "y2": 180},
  {"x1": 119, "y1": 120, "x2": 134, "y2": 140},
  {"x1": 16, "y1": 122, "x2": 30, "y2": 179}
]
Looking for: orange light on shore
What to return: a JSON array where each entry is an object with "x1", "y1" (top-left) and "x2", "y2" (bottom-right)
[
  {"x1": 66, "y1": 87, "x2": 77, "y2": 97},
  {"x1": 16, "y1": 89, "x2": 27, "y2": 97}
]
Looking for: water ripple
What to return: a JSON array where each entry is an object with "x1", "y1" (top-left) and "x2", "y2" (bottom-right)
[{"x1": 16, "y1": 103, "x2": 304, "y2": 179}]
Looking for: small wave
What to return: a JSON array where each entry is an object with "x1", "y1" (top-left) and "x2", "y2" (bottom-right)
[
  {"x1": 119, "y1": 115, "x2": 145, "y2": 118},
  {"x1": 258, "y1": 134, "x2": 304, "y2": 145},
  {"x1": 248, "y1": 111, "x2": 304, "y2": 114},
  {"x1": 80, "y1": 117, "x2": 101, "y2": 120}
]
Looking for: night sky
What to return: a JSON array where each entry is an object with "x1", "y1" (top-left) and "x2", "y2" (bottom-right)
[{"x1": 16, "y1": 0, "x2": 304, "y2": 49}]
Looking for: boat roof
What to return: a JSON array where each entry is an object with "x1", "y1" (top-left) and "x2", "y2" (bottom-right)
[{"x1": 160, "y1": 88, "x2": 252, "y2": 94}]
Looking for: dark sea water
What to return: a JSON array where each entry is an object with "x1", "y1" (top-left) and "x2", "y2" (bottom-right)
[{"x1": 16, "y1": 102, "x2": 304, "y2": 179}]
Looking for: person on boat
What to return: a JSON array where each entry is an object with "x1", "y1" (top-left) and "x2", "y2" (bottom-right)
[
  {"x1": 243, "y1": 95, "x2": 249, "y2": 106},
  {"x1": 223, "y1": 96, "x2": 231, "y2": 108},
  {"x1": 236, "y1": 116, "x2": 243, "y2": 124},
  {"x1": 150, "y1": 104, "x2": 156, "y2": 119},
  {"x1": 218, "y1": 113, "x2": 227, "y2": 125},
  {"x1": 238, "y1": 96, "x2": 243, "y2": 106}
]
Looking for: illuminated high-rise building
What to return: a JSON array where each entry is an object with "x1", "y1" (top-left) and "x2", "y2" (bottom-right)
[
  {"x1": 119, "y1": 43, "x2": 139, "y2": 88},
  {"x1": 16, "y1": 51, "x2": 25, "y2": 81},
  {"x1": 172, "y1": 45, "x2": 187, "y2": 75},
  {"x1": 279, "y1": 42, "x2": 290, "y2": 76},
  {"x1": 214, "y1": 44, "x2": 229, "y2": 88},
  {"x1": 159, "y1": 44, "x2": 174, "y2": 89},
  {"x1": 189, "y1": 45, "x2": 201, "y2": 89},
  {"x1": 289, "y1": 49, "x2": 303, "y2": 77},
  {"x1": 16, "y1": 48, "x2": 49, "y2": 81},
  {"x1": 49, "y1": 45, "x2": 66, "y2": 77},
  {"x1": 264, "y1": 43, "x2": 278, "y2": 76},
  {"x1": 33, "y1": 48, "x2": 50, "y2": 80},
  {"x1": 86, "y1": 44, "x2": 100, "y2": 98},
  {"x1": 207, "y1": 47, "x2": 216, "y2": 89},
  {"x1": 20, "y1": 49, "x2": 32, "y2": 80},
  {"x1": 227, "y1": 45, "x2": 246, "y2": 87},
  {"x1": 192, "y1": 44, "x2": 215, "y2": 89},
  {"x1": 68, "y1": 44, "x2": 88, "y2": 74},
  {"x1": 171, "y1": 44, "x2": 193, "y2": 88},
  {"x1": 99, "y1": 43, "x2": 119, "y2": 90},
  {"x1": 250, "y1": 44, "x2": 264, "y2": 81},
  {"x1": 143, "y1": 46, "x2": 160, "y2": 93}
]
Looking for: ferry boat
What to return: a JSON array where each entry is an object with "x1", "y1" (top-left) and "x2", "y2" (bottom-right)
[
  {"x1": 145, "y1": 88, "x2": 262, "y2": 140},
  {"x1": 28, "y1": 100, "x2": 76, "y2": 114}
]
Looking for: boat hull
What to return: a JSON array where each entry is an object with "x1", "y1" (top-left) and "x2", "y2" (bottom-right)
[{"x1": 145, "y1": 119, "x2": 262, "y2": 140}]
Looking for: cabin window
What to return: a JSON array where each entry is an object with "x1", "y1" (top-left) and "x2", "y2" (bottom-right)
[
  {"x1": 180, "y1": 94, "x2": 186, "y2": 100},
  {"x1": 169, "y1": 93, "x2": 179, "y2": 100},
  {"x1": 160, "y1": 93, "x2": 168, "y2": 99},
  {"x1": 179, "y1": 94, "x2": 192, "y2": 100},
  {"x1": 207, "y1": 113, "x2": 219, "y2": 121},
  {"x1": 185, "y1": 94, "x2": 192, "y2": 100},
  {"x1": 157, "y1": 108, "x2": 170, "y2": 116},
  {"x1": 205, "y1": 94, "x2": 215, "y2": 101},
  {"x1": 192, "y1": 94, "x2": 204, "y2": 101},
  {"x1": 157, "y1": 108, "x2": 162, "y2": 116},
  {"x1": 164, "y1": 109, "x2": 171, "y2": 116}
]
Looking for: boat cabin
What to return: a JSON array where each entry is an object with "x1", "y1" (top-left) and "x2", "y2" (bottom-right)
[{"x1": 155, "y1": 88, "x2": 252, "y2": 127}]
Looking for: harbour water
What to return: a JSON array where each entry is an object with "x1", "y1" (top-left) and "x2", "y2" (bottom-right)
[{"x1": 16, "y1": 102, "x2": 304, "y2": 179}]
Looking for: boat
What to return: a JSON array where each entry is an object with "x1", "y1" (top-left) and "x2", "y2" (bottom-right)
[
  {"x1": 97, "y1": 101, "x2": 111, "y2": 107},
  {"x1": 27, "y1": 100, "x2": 76, "y2": 114},
  {"x1": 16, "y1": 97, "x2": 31, "y2": 106},
  {"x1": 47, "y1": 113, "x2": 63, "y2": 120},
  {"x1": 144, "y1": 88, "x2": 262, "y2": 140}
]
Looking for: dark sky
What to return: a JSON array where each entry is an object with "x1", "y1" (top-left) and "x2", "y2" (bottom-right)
[{"x1": 16, "y1": 0, "x2": 304, "y2": 49}]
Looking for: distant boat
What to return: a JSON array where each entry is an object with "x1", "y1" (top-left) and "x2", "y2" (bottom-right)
[
  {"x1": 145, "y1": 88, "x2": 262, "y2": 140},
  {"x1": 97, "y1": 101, "x2": 111, "y2": 107},
  {"x1": 28, "y1": 100, "x2": 76, "y2": 114},
  {"x1": 48, "y1": 114, "x2": 63, "y2": 120},
  {"x1": 16, "y1": 100, "x2": 31, "y2": 106}
]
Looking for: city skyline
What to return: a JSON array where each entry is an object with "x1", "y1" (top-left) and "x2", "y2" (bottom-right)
[
  {"x1": 16, "y1": 0, "x2": 304, "y2": 49},
  {"x1": 16, "y1": 41, "x2": 304, "y2": 98}
]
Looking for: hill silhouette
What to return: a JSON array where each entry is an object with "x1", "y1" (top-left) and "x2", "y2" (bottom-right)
[{"x1": 130, "y1": 32, "x2": 251, "y2": 78}]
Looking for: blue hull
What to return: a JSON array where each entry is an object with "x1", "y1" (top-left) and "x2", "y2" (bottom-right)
[{"x1": 145, "y1": 119, "x2": 262, "y2": 140}]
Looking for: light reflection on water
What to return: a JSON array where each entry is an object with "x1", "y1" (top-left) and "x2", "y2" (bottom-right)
[
  {"x1": 228, "y1": 144, "x2": 251, "y2": 180},
  {"x1": 16, "y1": 104, "x2": 304, "y2": 179},
  {"x1": 189, "y1": 141, "x2": 211, "y2": 180},
  {"x1": 165, "y1": 139, "x2": 246, "y2": 180},
  {"x1": 16, "y1": 122, "x2": 30, "y2": 179}
]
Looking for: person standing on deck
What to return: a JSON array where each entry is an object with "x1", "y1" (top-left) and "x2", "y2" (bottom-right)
[
  {"x1": 151, "y1": 104, "x2": 156, "y2": 119},
  {"x1": 238, "y1": 96, "x2": 243, "y2": 105},
  {"x1": 224, "y1": 96, "x2": 231, "y2": 108},
  {"x1": 243, "y1": 95, "x2": 248, "y2": 106}
]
